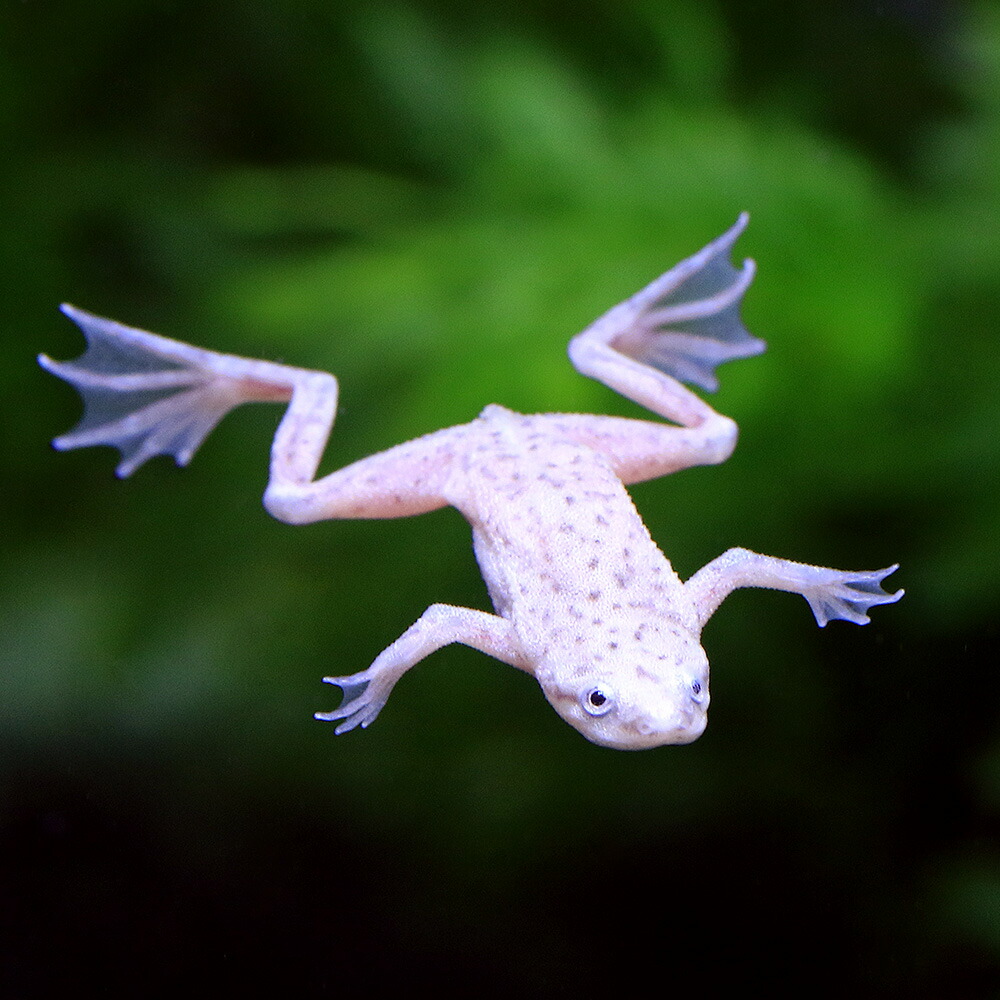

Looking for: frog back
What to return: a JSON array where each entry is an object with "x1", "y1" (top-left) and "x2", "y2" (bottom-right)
[{"x1": 448, "y1": 407, "x2": 693, "y2": 655}]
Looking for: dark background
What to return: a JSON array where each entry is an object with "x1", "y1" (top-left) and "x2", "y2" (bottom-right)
[{"x1": 3, "y1": 1, "x2": 999, "y2": 995}]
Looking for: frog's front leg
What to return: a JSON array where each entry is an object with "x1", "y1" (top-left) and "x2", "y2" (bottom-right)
[
  {"x1": 315, "y1": 604, "x2": 530, "y2": 733},
  {"x1": 685, "y1": 548, "x2": 903, "y2": 630}
]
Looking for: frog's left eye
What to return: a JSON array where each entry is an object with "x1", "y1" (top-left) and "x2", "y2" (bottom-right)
[{"x1": 582, "y1": 685, "x2": 615, "y2": 716}]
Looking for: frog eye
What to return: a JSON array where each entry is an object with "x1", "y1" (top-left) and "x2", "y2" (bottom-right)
[
  {"x1": 582, "y1": 685, "x2": 615, "y2": 716},
  {"x1": 689, "y1": 679, "x2": 706, "y2": 703}
]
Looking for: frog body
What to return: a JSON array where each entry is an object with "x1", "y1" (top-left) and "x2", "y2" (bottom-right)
[{"x1": 454, "y1": 405, "x2": 705, "y2": 748}]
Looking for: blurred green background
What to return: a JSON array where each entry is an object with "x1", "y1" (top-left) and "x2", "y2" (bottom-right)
[{"x1": 3, "y1": 0, "x2": 999, "y2": 995}]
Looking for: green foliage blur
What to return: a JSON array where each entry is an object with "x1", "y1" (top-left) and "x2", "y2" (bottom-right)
[{"x1": 2, "y1": 1, "x2": 999, "y2": 995}]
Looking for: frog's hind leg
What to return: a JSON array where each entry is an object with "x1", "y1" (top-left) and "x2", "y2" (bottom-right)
[
  {"x1": 566, "y1": 214, "x2": 763, "y2": 483},
  {"x1": 40, "y1": 304, "x2": 457, "y2": 523}
]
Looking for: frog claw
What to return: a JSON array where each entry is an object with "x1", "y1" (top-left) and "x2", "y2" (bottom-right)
[
  {"x1": 803, "y1": 564, "x2": 904, "y2": 627},
  {"x1": 315, "y1": 674, "x2": 389, "y2": 734}
]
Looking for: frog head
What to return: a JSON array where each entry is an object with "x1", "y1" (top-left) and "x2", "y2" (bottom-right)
[{"x1": 537, "y1": 631, "x2": 710, "y2": 749}]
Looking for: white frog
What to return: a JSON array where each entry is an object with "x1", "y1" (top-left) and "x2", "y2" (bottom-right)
[{"x1": 39, "y1": 215, "x2": 901, "y2": 750}]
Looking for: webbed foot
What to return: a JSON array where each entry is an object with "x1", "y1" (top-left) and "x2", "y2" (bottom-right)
[
  {"x1": 39, "y1": 305, "x2": 291, "y2": 477},
  {"x1": 800, "y1": 564, "x2": 904, "y2": 627},
  {"x1": 571, "y1": 213, "x2": 765, "y2": 394}
]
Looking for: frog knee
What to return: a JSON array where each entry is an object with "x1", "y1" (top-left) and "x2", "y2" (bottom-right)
[
  {"x1": 263, "y1": 484, "x2": 313, "y2": 525},
  {"x1": 703, "y1": 414, "x2": 738, "y2": 465}
]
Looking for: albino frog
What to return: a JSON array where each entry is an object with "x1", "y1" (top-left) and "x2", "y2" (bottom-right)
[{"x1": 39, "y1": 215, "x2": 901, "y2": 749}]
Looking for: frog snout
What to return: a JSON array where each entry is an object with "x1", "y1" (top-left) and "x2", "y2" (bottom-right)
[{"x1": 637, "y1": 696, "x2": 708, "y2": 745}]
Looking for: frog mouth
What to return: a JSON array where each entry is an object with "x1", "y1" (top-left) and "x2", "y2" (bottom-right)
[
  {"x1": 580, "y1": 705, "x2": 708, "y2": 750},
  {"x1": 632, "y1": 708, "x2": 708, "y2": 747}
]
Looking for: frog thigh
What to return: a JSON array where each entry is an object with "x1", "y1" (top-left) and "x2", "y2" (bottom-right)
[{"x1": 528, "y1": 412, "x2": 738, "y2": 485}]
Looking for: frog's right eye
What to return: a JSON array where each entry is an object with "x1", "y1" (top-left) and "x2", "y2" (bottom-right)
[{"x1": 582, "y1": 685, "x2": 615, "y2": 716}]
